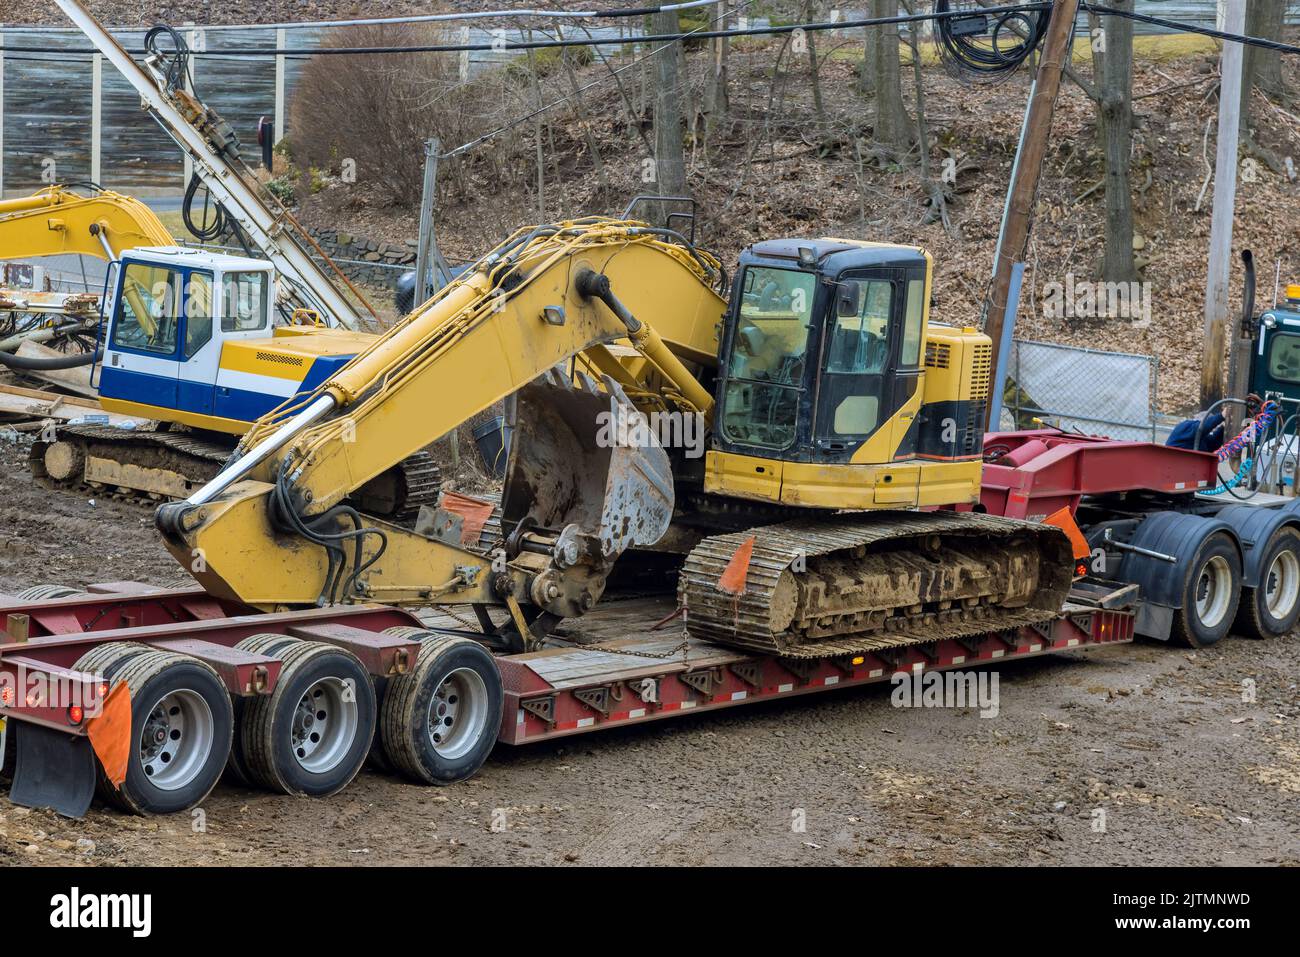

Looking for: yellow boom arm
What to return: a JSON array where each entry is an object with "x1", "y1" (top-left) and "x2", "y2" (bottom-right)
[
  {"x1": 158, "y1": 220, "x2": 727, "y2": 617},
  {"x1": 0, "y1": 186, "x2": 176, "y2": 260}
]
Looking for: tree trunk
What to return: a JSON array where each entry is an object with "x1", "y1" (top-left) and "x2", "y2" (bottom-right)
[
  {"x1": 871, "y1": 0, "x2": 913, "y2": 161},
  {"x1": 705, "y1": 1, "x2": 730, "y2": 135},
  {"x1": 651, "y1": 9, "x2": 688, "y2": 220},
  {"x1": 1096, "y1": 0, "x2": 1137, "y2": 282},
  {"x1": 804, "y1": 1, "x2": 827, "y2": 128},
  {"x1": 1242, "y1": 0, "x2": 1287, "y2": 119}
]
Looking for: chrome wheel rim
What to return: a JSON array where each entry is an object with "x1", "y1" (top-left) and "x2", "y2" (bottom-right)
[
  {"x1": 428, "y1": 668, "x2": 489, "y2": 760},
  {"x1": 140, "y1": 689, "x2": 214, "y2": 791},
  {"x1": 291, "y1": 677, "x2": 358, "y2": 774},
  {"x1": 1195, "y1": 555, "x2": 1233, "y2": 629},
  {"x1": 1264, "y1": 549, "x2": 1300, "y2": 619}
]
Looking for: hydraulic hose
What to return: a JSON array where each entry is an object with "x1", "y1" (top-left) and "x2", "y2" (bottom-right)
[{"x1": 0, "y1": 347, "x2": 102, "y2": 370}]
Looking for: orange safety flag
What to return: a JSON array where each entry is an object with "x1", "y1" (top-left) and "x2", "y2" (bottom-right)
[
  {"x1": 717, "y1": 535, "x2": 756, "y2": 595},
  {"x1": 86, "y1": 682, "x2": 132, "y2": 788},
  {"x1": 1043, "y1": 506, "x2": 1091, "y2": 562},
  {"x1": 439, "y1": 492, "x2": 497, "y2": 546}
]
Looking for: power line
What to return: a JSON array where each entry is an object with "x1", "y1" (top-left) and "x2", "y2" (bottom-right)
[
  {"x1": 1080, "y1": 2, "x2": 1300, "y2": 57},
  {"x1": 442, "y1": 0, "x2": 764, "y2": 160},
  {"x1": 0, "y1": 4, "x2": 1056, "y2": 57},
  {"x1": 1, "y1": 1, "x2": 722, "y2": 35}
]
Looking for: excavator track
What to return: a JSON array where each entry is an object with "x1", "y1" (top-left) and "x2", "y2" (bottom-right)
[
  {"x1": 29, "y1": 425, "x2": 441, "y2": 519},
  {"x1": 678, "y1": 511, "x2": 1074, "y2": 659}
]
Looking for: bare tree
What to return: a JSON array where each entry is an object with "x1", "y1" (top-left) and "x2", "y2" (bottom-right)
[
  {"x1": 1093, "y1": 0, "x2": 1137, "y2": 282},
  {"x1": 651, "y1": 9, "x2": 688, "y2": 216},
  {"x1": 871, "y1": 0, "x2": 913, "y2": 161},
  {"x1": 704, "y1": 1, "x2": 730, "y2": 136},
  {"x1": 1239, "y1": 1, "x2": 1289, "y2": 174},
  {"x1": 1242, "y1": 1, "x2": 1288, "y2": 111}
]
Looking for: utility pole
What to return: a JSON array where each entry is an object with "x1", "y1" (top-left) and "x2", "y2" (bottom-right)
[
  {"x1": 1201, "y1": 0, "x2": 1247, "y2": 410},
  {"x1": 413, "y1": 138, "x2": 440, "y2": 308},
  {"x1": 983, "y1": 0, "x2": 1079, "y2": 427}
]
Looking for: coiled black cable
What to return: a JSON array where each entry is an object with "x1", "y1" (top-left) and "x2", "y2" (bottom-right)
[
  {"x1": 268, "y1": 457, "x2": 388, "y2": 606},
  {"x1": 933, "y1": 0, "x2": 1053, "y2": 82}
]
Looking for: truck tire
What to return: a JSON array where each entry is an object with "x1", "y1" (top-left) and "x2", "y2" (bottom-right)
[
  {"x1": 1235, "y1": 526, "x2": 1300, "y2": 639},
  {"x1": 16, "y1": 584, "x2": 84, "y2": 601},
  {"x1": 379, "y1": 632, "x2": 502, "y2": 785},
  {"x1": 366, "y1": 626, "x2": 431, "y2": 774},
  {"x1": 73, "y1": 645, "x2": 233, "y2": 815},
  {"x1": 239, "y1": 640, "x2": 376, "y2": 797},
  {"x1": 1172, "y1": 531, "x2": 1242, "y2": 648},
  {"x1": 224, "y1": 633, "x2": 303, "y2": 786}
]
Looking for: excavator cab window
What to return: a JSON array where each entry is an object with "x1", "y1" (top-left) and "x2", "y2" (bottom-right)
[
  {"x1": 816, "y1": 276, "x2": 894, "y2": 438},
  {"x1": 184, "y1": 272, "x2": 214, "y2": 359},
  {"x1": 222, "y1": 271, "x2": 270, "y2": 333},
  {"x1": 112, "y1": 261, "x2": 182, "y2": 355},
  {"x1": 720, "y1": 266, "x2": 817, "y2": 449}
]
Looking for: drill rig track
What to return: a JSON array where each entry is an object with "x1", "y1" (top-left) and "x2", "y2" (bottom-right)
[
  {"x1": 679, "y1": 511, "x2": 1074, "y2": 659},
  {"x1": 30, "y1": 424, "x2": 441, "y2": 521}
]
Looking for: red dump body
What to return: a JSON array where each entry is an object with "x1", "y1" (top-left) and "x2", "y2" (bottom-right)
[{"x1": 980, "y1": 430, "x2": 1220, "y2": 520}]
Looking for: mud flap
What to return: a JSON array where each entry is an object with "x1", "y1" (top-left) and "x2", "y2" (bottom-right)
[{"x1": 9, "y1": 722, "x2": 97, "y2": 819}]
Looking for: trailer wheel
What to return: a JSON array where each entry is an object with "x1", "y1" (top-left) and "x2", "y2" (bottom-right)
[
  {"x1": 72, "y1": 646, "x2": 233, "y2": 815},
  {"x1": 1173, "y1": 532, "x2": 1242, "y2": 648},
  {"x1": 16, "y1": 583, "x2": 84, "y2": 601},
  {"x1": 366, "y1": 626, "x2": 430, "y2": 774},
  {"x1": 240, "y1": 640, "x2": 376, "y2": 797},
  {"x1": 224, "y1": 633, "x2": 305, "y2": 786},
  {"x1": 380, "y1": 632, "x2": 502, "y2": 785},
  {"x1": 1236, "y1": 526, "x2": 1300, "y2": 639}
]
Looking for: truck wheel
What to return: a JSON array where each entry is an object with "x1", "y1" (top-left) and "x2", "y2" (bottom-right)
[
  {"x1": 16, "y1": 584, "x2": 84, "y2": 601},
  {"x1": 367, "y1": 626, "x2": 430, "y2": 774},
  {"x1": 224, "y1": 633, "x2": 303, "y2": 786},
  {"x1": 73, "y1": 646, "x2": 233, "y2": 815},
  {"x1": 1236, "y1": 526, "x2": 1300, "y2": 639},
  {"x1": 380, "y1": 632, "x2": 502, "y2": 785},
  {"x1": 240, "y1": 640, "x2": 376, "y2": 797},
  {"x1": 1173, "y1": 532, "x2": 1242, "y2": 648}
]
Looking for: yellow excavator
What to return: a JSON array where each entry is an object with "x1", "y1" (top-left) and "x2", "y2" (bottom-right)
[{"x1": 156, "y1": 216, "x2": 1071, "y2": 658}]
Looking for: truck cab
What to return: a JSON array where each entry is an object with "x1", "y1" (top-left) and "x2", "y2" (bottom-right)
[
  {"x1": 97, "y1": 246, "x2": 370, "y2": 433},
  {"x1": 1250, "y1": 284, "x2": 1300, "y2": 404}
]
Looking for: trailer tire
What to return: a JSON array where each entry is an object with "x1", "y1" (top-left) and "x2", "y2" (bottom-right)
[
  {"x1": 1172, "y1": 532, "x2": 1242, "y2": 648},
  {"x1": 224, "y1": 633, "x2": 304, "y2": 786},
  {"x1": 380, "y1": 632, "x2": 502, "y2": 785},
  {"x1": 16, "y1": 584, "x2": 84, "y2": 602},
  {"x1": 240, "y1": 640, "x2": 376, "y2": 797},
  {"x1": 1235, "y1": 526, "x2": 1300, "y2": 639},
  {"x1": 366, "y1": 627, "x2": 429, "y2": 774},
  {"x1": 73, "y1": 647, "x2": 233, "y2": 815}
]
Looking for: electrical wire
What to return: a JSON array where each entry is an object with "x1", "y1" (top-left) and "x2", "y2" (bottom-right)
[
  {"x1": 0, "y1": 4, "x2": 1058, "y2": 57},
  {"x1": 933, "y1": 0, "x2": 1053, "y2": 81}
]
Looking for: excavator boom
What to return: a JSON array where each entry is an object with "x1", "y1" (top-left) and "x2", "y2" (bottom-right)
[{"x1": 158, "y1": 221, "x2": 727, "y2": 625}]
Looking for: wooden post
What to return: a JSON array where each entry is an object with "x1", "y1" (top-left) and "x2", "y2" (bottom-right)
[
  {"x1": 983, "y1": 0, "x2": 1079, "y2": 426},
  {"x1": 0, "y1": 31, "x2": 6, "y2": 199},
  {"x1": 1202, "y1": 0, "x2": 1246, "y2": 409},
  {"x1": 91, "y1": 52, "x2": 102, "y2": 185},
  {"x1": 274, "y1": 27, "x2": 286, "y2": 144}
]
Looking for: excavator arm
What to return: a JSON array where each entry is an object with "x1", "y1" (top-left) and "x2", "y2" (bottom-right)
[
  {"x1": 157, "y1": 220, "x2": 728, "y2": 634},
  {"x1": 0, "y1": 186, "x2": 175, "y2": 260}
]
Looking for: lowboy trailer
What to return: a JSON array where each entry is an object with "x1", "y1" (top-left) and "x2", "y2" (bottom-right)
[{"x1": 0, "y1": 434, "x2": 1296, "y2": 818}]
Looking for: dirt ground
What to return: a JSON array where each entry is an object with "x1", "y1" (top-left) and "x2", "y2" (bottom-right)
[{"x1": 0, "y1": 439, "x2": 1297, "y2": 867}]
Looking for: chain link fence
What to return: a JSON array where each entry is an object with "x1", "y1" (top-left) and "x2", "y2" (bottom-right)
[{"x1": 1000, "y1": 338, "x2": 1161, "y2": 442}]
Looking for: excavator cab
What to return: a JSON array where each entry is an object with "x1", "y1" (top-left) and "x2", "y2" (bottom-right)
[
  {"x1": 96, "y1": 247, "x2": 369, "y2": 433},
  {"x1": 706, "y1": 238, "x2": 991, "y2": 509}
]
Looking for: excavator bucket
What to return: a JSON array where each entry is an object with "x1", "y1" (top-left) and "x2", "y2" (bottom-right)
[{"x1": 501, "y1": 377, "x2": 675, "y2": 560}]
